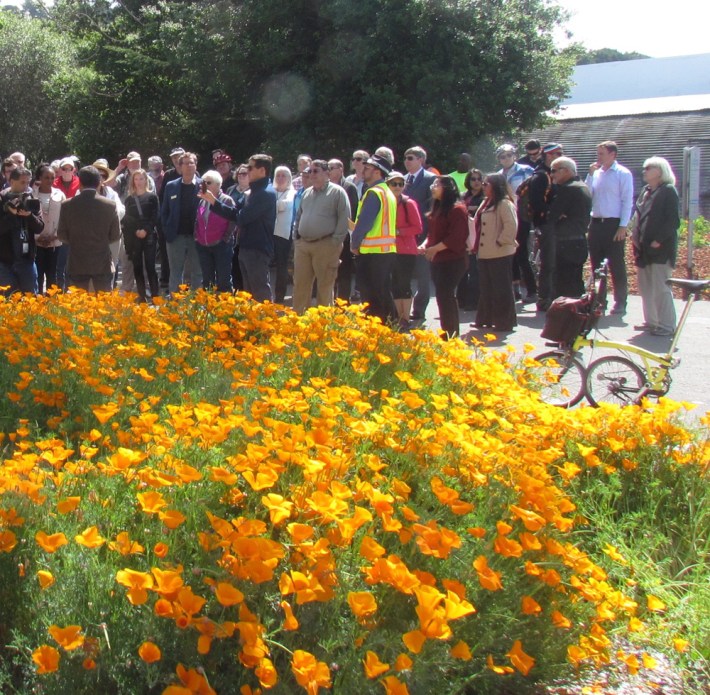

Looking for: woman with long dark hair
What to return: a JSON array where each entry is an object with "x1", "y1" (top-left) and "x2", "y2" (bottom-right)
[
  {"x1": 472, "y1": 173, "x2": 518, "y2": 331},
  {"x1": 457, "y1": 168, "x2": 485, "y2": 311},
  {"x1": 420, "y1": 175, "x2": 468, "y2": 339}
]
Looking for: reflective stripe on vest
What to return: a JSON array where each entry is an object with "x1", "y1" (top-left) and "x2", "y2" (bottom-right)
[{"x1": 358, "y1": 183, "x2": 397, "y2": 254}]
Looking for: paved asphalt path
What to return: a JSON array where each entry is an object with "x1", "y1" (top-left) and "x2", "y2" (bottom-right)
[{"x1": 420, "y1": 291, "x2": 710, "y2": 422}]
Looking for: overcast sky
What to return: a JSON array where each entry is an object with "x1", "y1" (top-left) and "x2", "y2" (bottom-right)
[{"x1": 555, "y1": 0, "x2": 704, "y2": 58}]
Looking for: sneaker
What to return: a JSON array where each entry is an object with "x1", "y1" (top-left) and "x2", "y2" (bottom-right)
[
  {"x1": 610, "y1": 304, "x2": 626, "y2": 315},
  {"x1": 514, "y1": 289, "x2": 522, "y2": 301},
  {"x1": 650, "y1": 327, "x2": 674, "y2": 337},
  {"x1": 522, "y1": 293, "x2": 538, "y2": 305},
  {"x1": 633, "y1": 324, "x2": 653, "y2": 331}
]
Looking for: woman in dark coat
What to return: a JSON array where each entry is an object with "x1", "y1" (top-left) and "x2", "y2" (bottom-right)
[{"x1": 631, "y1": 156, "x2": 680, "y2": 337}]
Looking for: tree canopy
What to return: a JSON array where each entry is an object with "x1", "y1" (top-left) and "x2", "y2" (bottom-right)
[{"x1": 2, "y1": 0, "x2": 575, "y2": 170}]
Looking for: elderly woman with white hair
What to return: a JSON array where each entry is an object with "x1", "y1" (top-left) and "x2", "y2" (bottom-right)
[
  {"x1": 272, "y1": 165, "x2": 295, "y2": 304},
  {"x1": 195, "y1": 169, "x2": 236, "y2": 292},
  {"x1": 631, "y1": 156, "x2": 680, "y2": 337}
]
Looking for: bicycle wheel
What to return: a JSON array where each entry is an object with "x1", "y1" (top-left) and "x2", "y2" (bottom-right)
[
  {"x1": 531, "y1": 350, "x2": 586, "y2": 408},
  {"x1": 585, "y1": 356, "x2": 646, "y2": 407}
]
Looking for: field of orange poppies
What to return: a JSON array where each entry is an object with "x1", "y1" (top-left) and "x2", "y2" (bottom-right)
[{"x1": 0, "y1": 290, "x2": 707, "y2": 694}]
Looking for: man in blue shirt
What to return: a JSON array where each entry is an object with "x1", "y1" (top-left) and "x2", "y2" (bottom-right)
[{"x1": 585, "y1": 141, "x2": 634, "y2": 314}]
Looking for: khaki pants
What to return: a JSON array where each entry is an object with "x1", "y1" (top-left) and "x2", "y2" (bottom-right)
[{"x1": 292, "y1": 236, "x2": 343, "y2": 314}]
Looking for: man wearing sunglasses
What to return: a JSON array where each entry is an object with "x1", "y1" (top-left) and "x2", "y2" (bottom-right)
[{"x1": 403, "y1": 145, "x2": 436, "y2": 322}]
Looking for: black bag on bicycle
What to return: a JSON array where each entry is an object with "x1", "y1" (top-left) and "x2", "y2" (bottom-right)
[{"x1": 540, "y1": 296, "x2": 590, "y2": 344}]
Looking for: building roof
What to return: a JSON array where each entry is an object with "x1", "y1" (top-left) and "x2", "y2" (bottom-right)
[{"x1": 564, "y1": 53, "x2": 710, "y2": 104}]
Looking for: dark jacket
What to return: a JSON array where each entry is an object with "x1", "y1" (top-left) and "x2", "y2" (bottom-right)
[
  {"x1": 210, "y1": 176, "x2": 276, "y2": 256},
  {"x1": 403, "y1": 168, "x2": 436, "y2": 241},
  {"x1": 633, "y1": 184, "x2": 679, "y2": 268},
  {"x1": 528, "y1": 163, "x2": 555, "y2": 227},
  {"x1": 123, "y1": 192, "x2": 160, "y2": 254},
  {"x1": 548, "y1": 178, "x2": 592, "y2": 240},
  {"x1": 0, "y1": 190, "x2": 44, "y2": 264},
  {"x1": 160, "y1": 177, "x2": 202, "y2": 243}
]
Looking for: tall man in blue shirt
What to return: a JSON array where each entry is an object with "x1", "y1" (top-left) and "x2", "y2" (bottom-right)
[{"x1": 585, "y1": 141, "x2": 634, "y2": 315}]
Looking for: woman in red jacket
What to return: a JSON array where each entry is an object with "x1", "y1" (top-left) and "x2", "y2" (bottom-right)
[
  {"x1": 387, "y1": 171, "x2": 423, "y2": 329},
  {"x1": 421, "y1": 176, "x2": 468, "y2": 339}
]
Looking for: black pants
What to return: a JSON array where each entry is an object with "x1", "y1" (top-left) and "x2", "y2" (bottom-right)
[
  {"x1": 537, "y1": 223, "x2": 556, "y2": 306},
  {"x1": 555, "y1": 238, "x2": 588, "y2": 299},
  {"x1": 588, "y1": 217, "x2": 627, "y2": 307},
  {"x1": 512, "y1": 220, "x2": 537, "y2": 295},
  {"x1": 476, "y1": 255, "x2": 517, "y2": 330},
  {"x1": 35, "y1": 246, "x2": 59, "y2": 293},
  {"x1": 456, "y1": 253, "x2": 479, "y2": 310},
  {"x1": 431, "y1": 257, "x2": 467, "y2": 339},
  {"x1": 392, "y1": 254, "x2": 416, "y2": 300},
  {"x1": 356, "y1": 253, "x2": 396, "y2": 324},
  {"x1": 128, "y1": 235, "x2": 160, "y2": 302}
]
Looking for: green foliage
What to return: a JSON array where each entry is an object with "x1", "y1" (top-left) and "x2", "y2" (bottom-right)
[
  {"x1": 0, "y1": 11, "x2": 97, "y2": 163},
  {"x1": 575, "y1": 47, "x2": 650, "y2": 65},
  {"x1": 37, "y1": 0, "x2": 574, "y2": 169},
  {"x1": 679, "y1": 216, "x2": 710, "y2": 248}
]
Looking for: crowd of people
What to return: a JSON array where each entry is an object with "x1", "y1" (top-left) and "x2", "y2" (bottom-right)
[{"x1": 0, "y1": 140, "x2": 681, "y2": 339}]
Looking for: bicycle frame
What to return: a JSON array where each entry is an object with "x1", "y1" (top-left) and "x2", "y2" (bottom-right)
[{"x1": 568, "y1": 281, "x2": 704, "y2": 397}]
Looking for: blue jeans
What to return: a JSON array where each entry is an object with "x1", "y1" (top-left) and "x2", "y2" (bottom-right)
[
  {"x1": 196, "y1": 241, "x2": 233, "y2": 293},
  {"x1": 166, "y1": 235, "x2": 202, "y2": 295},
  {"x1": 0, "y1": 259, "x2": 38, "y2": 295}
]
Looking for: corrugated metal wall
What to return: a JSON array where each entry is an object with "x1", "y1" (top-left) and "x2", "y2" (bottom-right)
[{"x1": 525, "y1": 110, "x2": 710, "y2": 218}]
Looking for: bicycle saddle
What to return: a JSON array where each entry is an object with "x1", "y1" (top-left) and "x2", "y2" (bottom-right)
[{"x1": 666, "y1": 278, "x2": 710, "y2": 292}]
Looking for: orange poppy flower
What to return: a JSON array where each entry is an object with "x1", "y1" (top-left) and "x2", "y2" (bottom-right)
[
  {"x1": 215, "y1": 582, "x2": 244, "y2": 607},
  {"x1": 393, "y1": 653, "x2": 413, "y2": 672},
  {"x1": 0, "y1": 530, "x2": 17, "y2": 553},
  {"x1": 35, "y1": 531, "x2": 68, "y2": 553},
  {"x1": 48, "y1": 625, "x2": 84, "y2": 651},
  {"x1": 363, "y1": 651, "x2": 389, "y2": 679},
  {"x1": 108, "y1": 531, "x2": 145, "y2": 556},
  {"x1": 507, "y1": 640, "x2": 535, "y2": 676},
  {"x1": 75, "y1": 526, "x2": 106, "y2": 549},
  {"x1": 32, "y1": 645, "x2": 60, "y2": 674},
  {"x1": 56, "y1": 496, "x2": 81, "y2": 514},
  {"x1": 138, "y1": 641, "x2": 161, "y2": 663},
  {"x1": 153, "y1": 542, "x2": 169, "y2": 558},
  {"x1": 347, "y1": 591, "x2": 378, "y2": 619},
  {"x1": 381, "y1": 675, "x2": 410, "y2": 694},
  {"x1": 116, "y1": 568, "x2": 154, "y2": 605},
  {"x1": 521, "y1": 596, "x2": 542, "y2": 616},
  {"x1": 473, "y1": 555, "x2": 503, "y2": 592},
  {"x1": 450, "y1": 640, "x2": 473, "y2": 660},
  {"x1": 291, "y1": 650, "x2": 331, "y2": 694},
  {"x1": 37, "y1": 570, "x2": 55, "y2": 589}
]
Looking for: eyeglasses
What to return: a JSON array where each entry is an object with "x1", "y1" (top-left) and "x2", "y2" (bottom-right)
[
  {"x1": 388, "y1": 181, "x2": 405, "y2": 188},
  {"x1": 404, "y1": 155, "x2": 418, "y2": 161},
  {"x1": 237, "y1": 171, "x2": 249, "y2": 176},
  {"x1": 469, "y1": 176, "x2": 482, "y2": 182},
  {"x1": 498, "y1": 153, "x2": 514, "y2": 160},
  {"x1": 203, "y1": 179, "x2": 215, "y2": 185},
  {"x1": 311, "y1": 168, "x2": 324, "y2": 174},
  {"x1": 352, "y1": 157, "x2": 365, "y2": 162},
  {"x1": 61, "y1": 167, "x2": 73, "y2": 172},
  {"x1": 550, "y1": 168, "x2": 562, "y2": 173}
]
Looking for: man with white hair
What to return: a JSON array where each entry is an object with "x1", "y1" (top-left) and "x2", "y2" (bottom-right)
[{"x1": 548, "y1": 156, "x2": 592, "y2": 299}]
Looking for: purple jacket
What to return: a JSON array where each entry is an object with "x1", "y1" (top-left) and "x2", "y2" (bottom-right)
[{"x1": 195, "y1": 192, "x2": 236, "y2": 246}]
